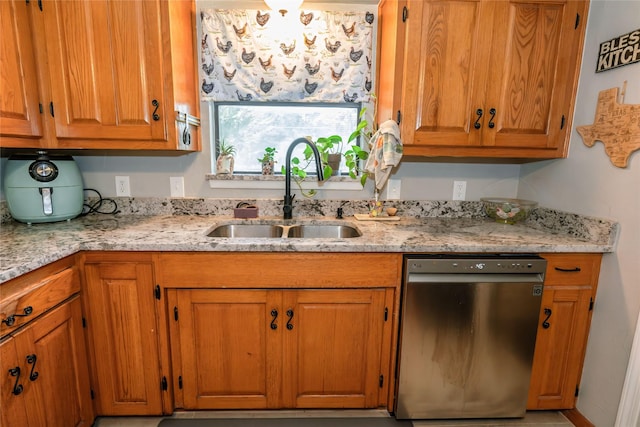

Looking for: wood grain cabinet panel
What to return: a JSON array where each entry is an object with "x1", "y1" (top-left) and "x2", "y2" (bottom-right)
[
  {"x1": 168, "y1": 287, "x2": 394, "y2": 410},
  {"x1": 377, "y1": 0, "x2": 589, "y2": 160},
  {"x1": 0, "y1": 297, "x2": 94, "y2": 427},
  {"x1": 82, "y1": 259, "x2": 164, "y2": 415},
  {"x1": 0, "y1": 0, "x2": 43, "y2": 144},
  {"x1": 528, "y1": 253, "x2": 602, "y2": 410},
  {"x1": 1, "y1": 0, "x2": 199, "y2": 151}
]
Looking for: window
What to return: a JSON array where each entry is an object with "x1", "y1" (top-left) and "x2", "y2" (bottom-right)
[{"x1": 214, "y1": 102, "x2": 362, "y2": 175}]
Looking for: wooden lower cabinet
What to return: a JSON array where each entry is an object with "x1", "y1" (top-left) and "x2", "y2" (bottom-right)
[
  {"x1": 82, "y1": 254, "x2": 165, "y2": 415},
  {"x1": 168, "y1": 288, "x2": 393, "y2": 410},
  {"x1": 528, "y1": 253, "x2": 602, "y2": 410},
  {"x1": 0, "y1": 296, "x2": 94, "y2": 427}
]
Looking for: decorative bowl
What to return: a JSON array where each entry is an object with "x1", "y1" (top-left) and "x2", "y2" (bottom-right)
[{"x1": 481, "y1": 198, "x2": 538, "y2": 224}]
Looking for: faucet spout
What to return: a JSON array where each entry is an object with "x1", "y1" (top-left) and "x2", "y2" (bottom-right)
[{"x1": 284, "y1": 137, "x2": 325, "y2": 219}]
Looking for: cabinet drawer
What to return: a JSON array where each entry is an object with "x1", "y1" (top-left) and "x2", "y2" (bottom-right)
[
  {"x1": 542, "y1": 254, "x2": 602, "y2": 287},
  {"x1": 1, "y1": 267, "x2": 79, "y2": 336}
]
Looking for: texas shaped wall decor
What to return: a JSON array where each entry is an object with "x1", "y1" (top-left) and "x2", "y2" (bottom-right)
[{"x1": 576, "y1": 86, "x2": 640, "y2": 168}]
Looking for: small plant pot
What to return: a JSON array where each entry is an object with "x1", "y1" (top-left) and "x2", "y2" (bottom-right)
[
  {"x1": 261, "y1": 160, "x2": 275, "y2": 175},
  {"x1": 216, "y1": 155, "x2": 234, "y2": 175},
  {"x1": 327, "y1": 153, "x2": 341, "y2": 176}
]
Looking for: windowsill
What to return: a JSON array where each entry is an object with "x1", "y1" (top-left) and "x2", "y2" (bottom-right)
[{"x1": 206, "y1": 174, "x2": 364, "y2": 191}]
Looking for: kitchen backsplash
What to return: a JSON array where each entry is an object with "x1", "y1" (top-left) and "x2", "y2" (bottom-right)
[{"x1": 0, "y1": 198, "x2": 619, "y2": 247}]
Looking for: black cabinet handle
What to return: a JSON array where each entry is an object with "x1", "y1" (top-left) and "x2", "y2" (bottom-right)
[
  {"x1": 152, "y1": 99, "x2": 160, "y2": 121},
  {"x1": 182, "y1": 125, "x2": 191, "y2": 146},
  {"x1": 474, "y1": 109, "x2": 483, "y2": 129},
  {"x1": 26, "y1": 354, "x2": 38, "y2": 381},
  {"x1": 542, "y1": 308, "x2": 552, "y2": 329},
  {"x1": 270, "y1": 309, "x2": 278, "y2": 330},
  {"x1": 286, "y1": 309, "x2": 294, "y2": 330},
  {"x1": 2, "y1": 306, "x2": 33, "y2": 327},
  {"x1": 554, "y1": 266, "x2": 581, "y2": 272},
  {"x1": 488, "y1": 108, "x2": 496, "y2": 128},
  {"x1": 8, "y1": 367, "x2": 23, "y2": 395}
]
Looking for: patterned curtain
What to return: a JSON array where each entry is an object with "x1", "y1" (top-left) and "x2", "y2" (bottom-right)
[{"x1": 199, "y1": 8, "x2": 375, "y2": 103}]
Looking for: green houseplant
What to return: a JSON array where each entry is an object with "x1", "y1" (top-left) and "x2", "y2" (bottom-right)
[
  {"x1": 257, "y1": 146, "x2": 277, "y2": 175},
  {"x1": 216, "y1": 140, "x2": 236, "y2": 175},
  {"x1": 283, "y1": 109, "x2": 371, "y2": 196}
]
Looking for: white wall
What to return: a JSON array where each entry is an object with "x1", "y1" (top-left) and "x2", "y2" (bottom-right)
[{"x1": 519, "y1": 1, "x2": 640, "y2": 425}]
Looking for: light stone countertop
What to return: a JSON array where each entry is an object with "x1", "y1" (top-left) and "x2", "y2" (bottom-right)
[{"x1": 0, "y1": 207, "x2": 618, "y2": 284}]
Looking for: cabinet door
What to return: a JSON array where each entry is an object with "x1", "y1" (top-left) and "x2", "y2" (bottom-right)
[
  {"x1": 485, "y1": 0, "x2": 588, "y2": 155},
  {"x1": 40, "y1": 0, "x2": 167, "y2": 143},
  {"x1": 173, "y1": 289, "x2": 282, "y2": 409},
  {"x1": 400, "y1": 0, "x2": 491, "y2": 148},
  {"x1": 83, "y1": 261, "x2": 163, "y2": 415},
  {"x1": 527, "y1": 287, "x2": 592, "y2": 409},
  {"x1": 0, "y1": 338, "x2": 31, "y2": 427},
  {"x1": 282, "y1": 289, "x2": 387, "y2": 408},
  {"x1": 13, "y1": 297, "x2": 94, "y2": 427},
  {"x1": 0, "y1": 0, "x2": 43, "y2": 142}
]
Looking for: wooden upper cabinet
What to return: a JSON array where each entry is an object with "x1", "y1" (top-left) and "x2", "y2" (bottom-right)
[
  {"x1": 0, "y1": 0, "x2": 43, "y2": 144},
  {"x1": 41, "y1": 0, "x2": 166, "y2": 143},
  {"x1": 1, "y1": 0, "x2": 200, "y2": 151},
  {"x1": 377, "y1": 0, "x2": 589, "y2": 160}
]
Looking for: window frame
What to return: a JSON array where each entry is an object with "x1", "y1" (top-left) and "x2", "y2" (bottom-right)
[{"x1": 212, "y1": 101, "x2": 364, "y2": 175}]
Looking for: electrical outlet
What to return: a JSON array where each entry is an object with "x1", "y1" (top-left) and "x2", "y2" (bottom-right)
[
  {"x1": 453, "y1": 180, "x2": 467, "y2": 201},
  {"x1": 386, "y1": 179, "x2": 401, "y2": 200},
  {"x1": 115, "y1": 176, "x2": 131, "y2": 197},
  {"x1": 170, "y1": 176, "x2": 185, "y2": 197}
]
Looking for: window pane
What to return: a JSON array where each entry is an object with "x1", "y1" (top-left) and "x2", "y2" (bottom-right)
[{"x1": 214, "y1": 103, "x2": 361, "y2": 174}]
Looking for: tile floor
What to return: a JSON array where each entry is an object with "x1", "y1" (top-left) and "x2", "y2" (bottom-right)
[{"x1": 94, "y1": 410, "x2": 574, "y2": 427}]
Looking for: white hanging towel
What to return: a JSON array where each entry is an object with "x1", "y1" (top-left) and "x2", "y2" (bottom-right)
[{"x1": 364, "y1": 120, "x2": 404, "y2": 190}]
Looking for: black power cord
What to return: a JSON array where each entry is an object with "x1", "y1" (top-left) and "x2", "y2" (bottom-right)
[{"x1": 80, "y1": 188, "x2": 120, "y2": 216}]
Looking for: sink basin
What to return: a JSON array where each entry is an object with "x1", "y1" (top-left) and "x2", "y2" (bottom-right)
[
  {"x1": 206, "y1": 224, "x2": 284, "y2": 238},
  {"x1": 287, "y1": 224, "x2": 362, "y2": 238},
  {"x1": 206, "y1": 222, "x2": 361, "y2": 239}
]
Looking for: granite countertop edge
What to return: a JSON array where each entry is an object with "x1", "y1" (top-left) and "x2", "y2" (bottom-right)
[{"x1": 0, "y1": 207, "x2": 617, "y2": 284}]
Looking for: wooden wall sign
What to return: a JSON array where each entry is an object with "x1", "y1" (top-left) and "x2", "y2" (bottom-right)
[
  {"x1": 596, "y1": 28, "x2": 640, "y2": 72},
  {"x1": 576, "y1": 86, "x2": 640, "y2": 168}
]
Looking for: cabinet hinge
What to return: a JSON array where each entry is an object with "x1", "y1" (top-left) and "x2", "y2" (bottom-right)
[
  {"x1": 178, "y1": 375, "x2": 183, "y2": 389},
  {"x1": 82, "y1": 317, "x2": 87, "y2": 328},
  {"x1": 560, "y1": 115, "x2": 566, "y2": 130},
  {"x1": 90, "y1": 389, "x2": 95, "y2": 400},
  {"x1": 384, "y1": 307, "x2": 388, "y2": 322},
  {"x1": 575, "y1": 13, "x2": 580, "y2": 29},
  {"x1": 396, "y1": 110, "x2": 401, "y2": 125},
  {"x1": 575, "y1": 386, "x2": 579, "y2": 397},
  {"x1": 161, "y1": 376, "x2": 168, "y2": 391},
  {"x1": 589, "y1": 297, "x2": 594, "y2": 311},
  {"x1": 379, "y1": 375, "x2": 384, "y2": 388},
  {"x1": 155, "y1": 285, "x2": 161, "y2": 300},
  {"x1": 49, "y1": 102, "x2": 54, "y2": 118},
  {"x1": 38, "y1": 103, "x2": 43, "y2": 114},
  {"x1": 402, "y1": 6, "x2": 408, "y2": 22},
  {"x1": 174, "y1": 306, "x2": 179, "y2": 321}
]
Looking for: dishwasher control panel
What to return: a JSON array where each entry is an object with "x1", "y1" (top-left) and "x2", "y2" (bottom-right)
[{"x1": 406, "y1": 254, "x2": 547, "y2": 274}]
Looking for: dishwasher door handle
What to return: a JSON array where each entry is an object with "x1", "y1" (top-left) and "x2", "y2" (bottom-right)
[{"x1": 407, "y1": 273, "x2": 544, "y2": 284}]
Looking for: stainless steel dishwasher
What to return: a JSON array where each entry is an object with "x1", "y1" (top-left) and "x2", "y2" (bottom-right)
[{"x1": 395, "y1": 254, "x2": 546, "y2": 420}]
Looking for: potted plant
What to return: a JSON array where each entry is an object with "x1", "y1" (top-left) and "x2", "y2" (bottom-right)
[
  {"x1": 257, "y1": 146, "x2": 277, "y2": 175},
  {"x1": 283, "y1": 109, "x2": 371, "y2": 196},
  {"x1": 216, "y1": 140, "x2": 236, "y2": 175}
]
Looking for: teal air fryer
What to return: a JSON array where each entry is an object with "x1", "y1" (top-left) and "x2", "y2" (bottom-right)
[{"x1": 3, "y1": 152, "x2": 84, "y2": 224}]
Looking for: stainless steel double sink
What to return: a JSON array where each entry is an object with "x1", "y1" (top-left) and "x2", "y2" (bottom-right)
[{"x1": 206, "y1": 221, "x2": 362, "y2": 239}]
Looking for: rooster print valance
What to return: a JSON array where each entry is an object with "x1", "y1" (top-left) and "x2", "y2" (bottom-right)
[{"x1": 199, "y1": 9, "x2": 374, "y2": 103}]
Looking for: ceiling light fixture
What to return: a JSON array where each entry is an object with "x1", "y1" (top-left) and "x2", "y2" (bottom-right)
[{"x1": 264, "y1": 0, "x2": 304, "y2": 17}]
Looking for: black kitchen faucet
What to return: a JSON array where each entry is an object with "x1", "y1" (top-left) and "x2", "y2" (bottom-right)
[{"x1": 283, "y1": 137, "x2": 324, "y2": 219}]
